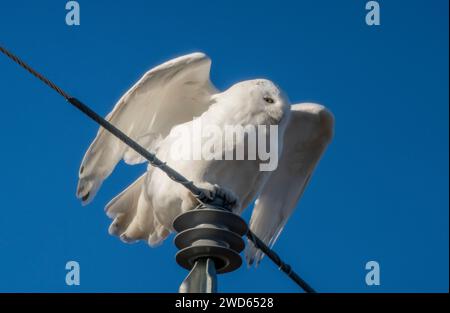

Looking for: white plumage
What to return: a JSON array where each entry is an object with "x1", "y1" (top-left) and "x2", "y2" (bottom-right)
[{"x1": 76, "y1": 53, "x2": 334, "y2": 265}]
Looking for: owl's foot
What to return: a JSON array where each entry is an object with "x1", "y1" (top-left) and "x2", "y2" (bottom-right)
[{"x1": 196, "y1": 182, "x2": 240, "y2": 211}]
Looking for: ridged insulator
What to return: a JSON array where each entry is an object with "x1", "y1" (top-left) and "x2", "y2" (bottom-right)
[{"x1": 173, "y1": 204, "x2": 248, "y2": 274}]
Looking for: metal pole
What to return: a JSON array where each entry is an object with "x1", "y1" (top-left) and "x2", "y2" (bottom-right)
[{"x1": 179, "y1": 258, "x2": 217, "y2": 293}]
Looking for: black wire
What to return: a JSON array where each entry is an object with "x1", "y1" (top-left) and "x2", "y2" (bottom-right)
[
  {"x1": 247, "y1": 230, "x2": 316, "y2": 293},
  {"x1": 0, "y1": 45, "x2": 316, "y2": 293},
  {"x1": 0, "y1": 46, "x2": 71, "y2": 100}
]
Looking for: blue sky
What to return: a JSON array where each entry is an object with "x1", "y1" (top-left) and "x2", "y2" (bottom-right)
[{"x1": 0, "y1": 0, "x2": 448, "y2": 292}]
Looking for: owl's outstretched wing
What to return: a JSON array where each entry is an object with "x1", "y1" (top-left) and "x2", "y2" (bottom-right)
[{"x1": 77, "y1": 53, "x2": 217, "y2": 205}]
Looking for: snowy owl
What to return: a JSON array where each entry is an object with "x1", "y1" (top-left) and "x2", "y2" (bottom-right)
[{"x1": 76, "y1": 53, "x2": 334, "y2": 265}]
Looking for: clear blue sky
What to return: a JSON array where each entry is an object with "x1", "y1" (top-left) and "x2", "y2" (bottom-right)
[{"x1": 0, "y1": 0, "x2": 448, "y2": 292}]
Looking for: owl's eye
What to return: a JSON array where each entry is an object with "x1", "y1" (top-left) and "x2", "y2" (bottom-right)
[{"x1": 263, "y1": 96, "x2": 274, "y2": 104}]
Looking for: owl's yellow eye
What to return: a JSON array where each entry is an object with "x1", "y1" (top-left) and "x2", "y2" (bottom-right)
[{"x1": 264, "y1": 96, "x2": 274, "y2": 104}]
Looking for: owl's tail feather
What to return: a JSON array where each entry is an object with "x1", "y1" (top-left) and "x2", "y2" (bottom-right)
[
  {"x1": 105, "y1": 173, "x2": 146, "y2": 241},
  {"x1": 104, "y1": 173, "x2": 170, "y2": 246}
]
